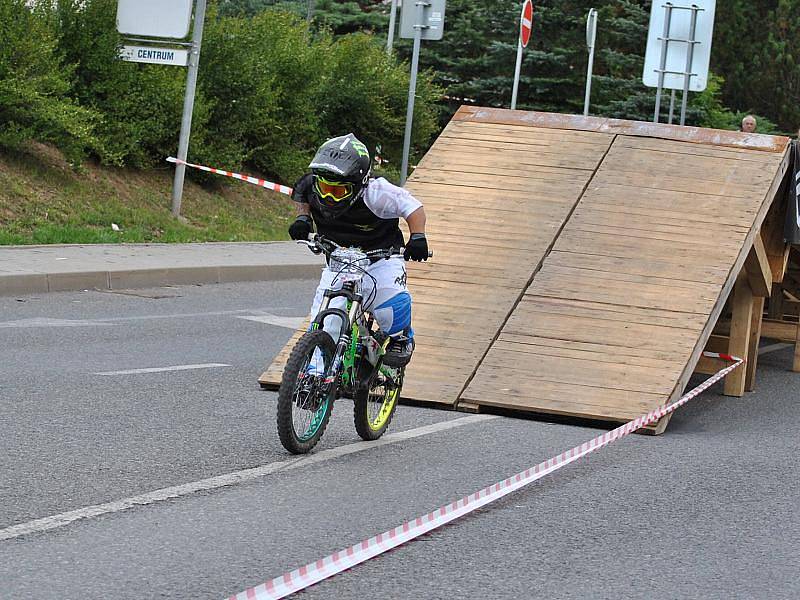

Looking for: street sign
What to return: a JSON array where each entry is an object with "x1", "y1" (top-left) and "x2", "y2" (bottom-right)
[
  {"x1": 583, "y1": 8, "x2": 598, "y2": 116},
  {"x1": 642, "y1": 0, "x2": 716, "y2": 93},
  {"x1": 117, "y1": 0, "x2": 194, "y2": 40},
  {"x1": 120, "y1": 45, "x2": 189, "y2": 67},
  {"x1": 586, "y1": 7, "x2": 597, "y2": 49},
  {"x1": 400, "y1": 0, "x2": 447, "y2": 185},
  {"x1": 520, "y1": 0, "x2": 533, "y2": 48},
  {"x1": 400, "y1": 0, "x2": 447, "y2": 41}
]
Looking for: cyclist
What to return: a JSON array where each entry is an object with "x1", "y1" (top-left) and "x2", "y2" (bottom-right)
[{"x1": 288, "y1": 133, "x2": 429, "y2": 367}]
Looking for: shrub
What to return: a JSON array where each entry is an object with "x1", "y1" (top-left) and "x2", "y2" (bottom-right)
[{"x1": 0, "y1": 0, "x2": 99, "y2": 163}]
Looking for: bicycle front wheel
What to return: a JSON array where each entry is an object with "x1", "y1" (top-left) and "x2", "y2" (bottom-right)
[
  {"x1": 277, "y1": 330, "x2": 336, "y2": 454},
  {"x1": 354, "y1": 365, "x2": 403, "y2": 441}
]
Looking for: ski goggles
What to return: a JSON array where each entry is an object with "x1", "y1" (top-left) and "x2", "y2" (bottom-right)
[{"x1": 314, "y1": 176, "x2": 354, "y2": 203}]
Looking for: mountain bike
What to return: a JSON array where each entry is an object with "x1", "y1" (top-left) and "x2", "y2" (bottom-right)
[{"x1": 276, "y1": 235, "x2": 410, "y2": 454}]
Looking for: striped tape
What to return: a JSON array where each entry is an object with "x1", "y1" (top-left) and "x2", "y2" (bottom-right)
[
  {"x1": 228, "y1": 351, "x2": 742, "y2": 599},
  {"x1": 167, "y1": 157, "x2": 293, "y2": 196}
]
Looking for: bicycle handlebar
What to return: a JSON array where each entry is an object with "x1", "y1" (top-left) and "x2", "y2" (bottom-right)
[{"x1": 298, "y1": 234, "x2": 432, "y2": 260}]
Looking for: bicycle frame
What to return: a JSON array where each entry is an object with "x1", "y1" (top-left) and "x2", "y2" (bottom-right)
[{"x1": 310, "y1": 281, "x2": 397, "y2": 398}]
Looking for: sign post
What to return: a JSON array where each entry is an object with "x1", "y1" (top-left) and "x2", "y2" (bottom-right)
[
  {"x1": 583, "y1": 8, "x2": 598, "y2": 116},
  {"x1": 511, "y1": 0, "x2": 533, "y2": 111},
  {"x1": 399, "y1": 0, "x2": 446, "y2": 186},
  {"x1": 170, "y1": 0, "x2": 207, "y2": 218},
  {"x1": 387, "y1": 0, "x2": 399, "y2": 54},
  {"x1": 117, "y1": 0, "x2": 207, "y2": 218}
]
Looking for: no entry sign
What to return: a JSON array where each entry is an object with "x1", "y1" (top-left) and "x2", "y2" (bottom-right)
[{"x1": 520, "y1": 0, "x2": 533, "y2": 48}]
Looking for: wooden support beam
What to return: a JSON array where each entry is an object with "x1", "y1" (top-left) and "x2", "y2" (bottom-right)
[
  {"x1": 724, "y1": 274, "x2": 754, "y2": 396},
  {"x1": 745, "y1": 234, "x2": 772, "y2": 297},
  {"x1": 768, "y1": 284, "x2": 785, "y2": 319},
  {"x1": 745, "y1": 297, "x2": 765, "y2": 391},
  {"x1": 794, "y1": 324, "x2": 800, "y2": 373}
]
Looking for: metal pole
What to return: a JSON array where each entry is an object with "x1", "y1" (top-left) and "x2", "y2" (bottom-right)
[
  {"x1": 510, "y1": 37, "x2": 523, "y2": 110},
  {"x1": 679, "y1": 5, "x2": 700, "y2": 126},
  {"x1": 583, "y1": 9, "x2": 597, "y2": 116},
  {"x1": 171, "y1": 0, "x2": 208, "y2": 218},
  {"x1": 400, "y1": 1, "x2": 426, "y2": 186},
  {"x1": 307, "y1": 0, "x2": 314, "y2": 26},
  {"x1": 387, "y1": 0, "x2": 398, "y2": 54},
  {"x1": 668, "y1": 89, "x2": 676, "y2": 124},
  {"x1": 653, "y1": 2, "x2": 673, "y2": 123}
]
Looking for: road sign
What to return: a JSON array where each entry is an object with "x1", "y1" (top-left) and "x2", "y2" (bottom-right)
[
  {"x1": 120, "y1": 45, "x2": 189, "y2": 67},
  {"x1": 642, "y1": 0, "x2": 716, "y2": 93},
  {"x1": 583, "y1": 8, "x2": 598, "y2": 116},
  {"x1": 117, "y1": 0, "x2": 194, "y2": 39},
  {"x1": 400, "y1": 0, "x2": 447, "y2": 186},
  {"x1": 586, "y1": 7, "x2": 597, "y2": 48},
  {"x1": 520, "y1": 0, "x2": 533, "y2": 48},
  {"x1": 400, "y1": 0, "x2": 447, "y2": 41}
]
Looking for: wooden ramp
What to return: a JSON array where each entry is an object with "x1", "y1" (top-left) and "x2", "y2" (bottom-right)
[{"x1": 261, "y1": 107, "x2": 791, "y2": 431}]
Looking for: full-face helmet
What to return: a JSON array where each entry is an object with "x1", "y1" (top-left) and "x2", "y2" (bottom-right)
[{"x1": 309, "y1": 134, "x2": 371, "y2": 216}]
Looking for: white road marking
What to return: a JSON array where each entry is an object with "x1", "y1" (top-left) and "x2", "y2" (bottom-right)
[
  {"x1": 758, "y1": 342, "x2": 793, "y2": 355},
  {"x1": 0, "y1": 308, "x2": 302, "y2": 328},
  {"x1": 237, "y1": 314, "x2": 306, "y2": 329},
  {"x1": 94, "y1": 363, "x2": 231, "y2": 375},
  {"x1": 0, "y1": 415, "x2": 498, "y2": 542},
  {"x1": 0, "y1": 317, "x2": 112, "y2": 328}
]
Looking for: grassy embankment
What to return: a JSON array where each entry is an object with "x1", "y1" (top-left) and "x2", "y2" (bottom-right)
[{"x1": 0, "y1": 144, "x2": 295, "y2": 245}]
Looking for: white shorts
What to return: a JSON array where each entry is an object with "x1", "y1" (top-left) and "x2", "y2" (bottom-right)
[{"x1": 309, "y1": 256, "x2": 409, "y2": 341}]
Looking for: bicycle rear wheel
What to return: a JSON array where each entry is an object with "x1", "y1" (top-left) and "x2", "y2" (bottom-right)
[
  {"x1": 353, "y1": 365, "x2": 403, "y2": 441},
  {"x1": 277, "y1": 330, "x2": 336, "y2": 454}
]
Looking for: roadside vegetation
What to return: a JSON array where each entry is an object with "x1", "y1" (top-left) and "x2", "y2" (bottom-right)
[{"x1": 0, "y1": 0, "x2": 793, "y2": 244}]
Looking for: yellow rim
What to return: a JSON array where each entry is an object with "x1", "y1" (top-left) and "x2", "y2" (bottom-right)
[{"x1": 368, "y1": 385, "x2": 398, "y2": 431}]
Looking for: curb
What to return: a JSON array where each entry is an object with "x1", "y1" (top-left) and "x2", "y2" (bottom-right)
[{"x1": 0, "y1": 263, "x2": 323, "y2": 297}]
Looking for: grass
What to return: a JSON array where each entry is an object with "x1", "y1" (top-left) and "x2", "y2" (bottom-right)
[{"x1": 0, "y1": 143, "x2": 296, "y2": 245}]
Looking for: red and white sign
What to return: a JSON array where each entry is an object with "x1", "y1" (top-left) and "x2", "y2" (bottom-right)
[{"x1": 520, "y1": 0, "x2": 534, "y2": 48}]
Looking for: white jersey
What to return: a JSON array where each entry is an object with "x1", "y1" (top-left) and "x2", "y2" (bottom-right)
[{"x1": 363, "y1": 178, "x2": 422, "y2": 220}]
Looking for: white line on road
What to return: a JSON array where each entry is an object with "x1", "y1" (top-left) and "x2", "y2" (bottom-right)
[
  {"x1": 94, "y1": 363, "x2": 231, "y2": 375},
  {"x1": 0, "y1": 414, "x2": 497, "y2": 542},
  {"x1": 237, "y1": 314, "x2": 306, "y2": 329},
  {"x1": 758, "y1": 343, "x2": 792, "y2": 355}
]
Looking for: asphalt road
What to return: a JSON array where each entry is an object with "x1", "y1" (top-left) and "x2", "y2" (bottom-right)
[{"x1": 1, "y1": 281, "x2": 798, "y2": 599}]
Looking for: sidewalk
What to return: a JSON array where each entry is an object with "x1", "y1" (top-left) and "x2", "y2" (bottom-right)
[{"x1": 0, "y1": 242, "x2": 324, "y2": 296}]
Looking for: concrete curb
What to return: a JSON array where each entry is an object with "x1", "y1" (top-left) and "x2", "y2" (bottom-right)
[
  {"x1": 0, "y1": 242, "x2": 324, "y2": 297},
  {"x1": 0, "y1": 263, "x2": 324, "y2": 297}
]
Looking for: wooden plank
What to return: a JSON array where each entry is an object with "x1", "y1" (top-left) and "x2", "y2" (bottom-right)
[
  {"x1": 453, "y1": 106, "x2": 791, "y2": 153},
  {"x1": 724, "y1": 274, "x2": 754, "y2": 397},
  {"x1": 744, "y1": 234, "x2": 773, "y2": 297}
]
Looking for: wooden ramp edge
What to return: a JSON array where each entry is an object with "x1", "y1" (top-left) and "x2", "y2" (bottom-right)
[
  {"x1": 259, "y1": 109, "x2": 618, "y2": 402},
  {"x1": 459, "y1": 108, "x2": 791, "y2": 429}
]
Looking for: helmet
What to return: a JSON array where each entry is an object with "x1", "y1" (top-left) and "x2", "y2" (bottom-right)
[{"x1": 309, "y1": 134, "x2": 371, "y2": 215}]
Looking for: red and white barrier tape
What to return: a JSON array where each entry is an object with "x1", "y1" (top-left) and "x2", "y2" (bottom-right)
[
  {"x1": 166, "y1": 157, "x2": 293, "y2": 196},
  {"x1": 228, "y1": 351, "x2": 742, "y2": 600}
]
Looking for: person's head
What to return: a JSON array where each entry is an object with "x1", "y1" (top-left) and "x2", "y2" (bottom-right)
[
  {"x1": 308, "y1": 134, "x2": 371, "y2": 216},
  {"x1": 741, "y1": 115, "x2": 757, "y2": 133}
]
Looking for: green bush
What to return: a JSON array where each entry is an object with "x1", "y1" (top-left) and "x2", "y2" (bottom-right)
[
  {"x1": 48, "y1": 0, "x2": 213, "y2": 168},
  {"x1": 199, "y1": 9, "x2": 441, "y2": 184},
  {"x1": 0, "y1": 0, "x2": 100, "y2": 163}
]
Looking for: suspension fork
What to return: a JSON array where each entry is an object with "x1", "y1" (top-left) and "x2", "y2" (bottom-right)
[{"x1": 320, "y1": 298, "x2": 362, "y2": 391}]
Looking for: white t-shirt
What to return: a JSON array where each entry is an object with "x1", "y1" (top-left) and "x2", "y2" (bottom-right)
[{"x1": 363, "y1": 178, "x2": 422, "y2": 220}]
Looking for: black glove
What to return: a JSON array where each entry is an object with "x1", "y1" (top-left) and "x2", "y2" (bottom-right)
[
  {"x1": 404, "y1": 233, "x2": 429, "y2": 262},
  {"x1": 289, "y1": 215, "x2": 313, "y2": 240}
]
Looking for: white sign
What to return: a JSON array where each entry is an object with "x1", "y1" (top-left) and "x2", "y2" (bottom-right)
[
  {"x1": 117, "y1": 0, "x2": 194, "y2": 39},
  {"x1": 120, "y1": 45, "x2": 189, "y2": 67},
  {"x1": 400, "y1": 0, "x2": 447, "y2": 41},
  {"x1": 642, "y1": 0, "x2": 716, "y2": 92}
]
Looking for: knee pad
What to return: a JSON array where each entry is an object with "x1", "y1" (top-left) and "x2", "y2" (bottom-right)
[{"x1": 374, "y1": 291, "x2": 412, "y2": 335}]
